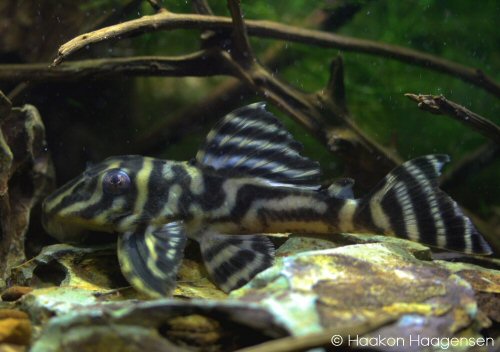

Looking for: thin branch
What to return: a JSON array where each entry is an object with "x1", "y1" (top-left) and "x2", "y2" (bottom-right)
[
  {"x1": 441, "y1": 142, "x2": 499, "y2": 190},
  {"x1": 405, "y1": 94, "x2": 500, "y2": 144},
  {"x1": 0, "y1": 91, "x2": 11, "y2": 118},
  {"x1": 191, "y1": 0, "x2": 219, "y2": 47},
  {"x1": 324, "y1": 56, "x2": 347, "y2": 112},
  {"x1": 192, "y1": 0, "x2": 214, "y2": 15},
  {"x1": 6, "y1": 82, "x2": 30, "y2": 103},
  {"x1": 85, "y1": 0, "x2": 145, "y2": 31},
  {"x1": 227, "y1": 0, "x2": 256, "y2": 68},
  {"x1": 52, "y1": 11, "x2": 500, "y2": 98},
  {"x1": 145, "y1": 0, "x2": 167, "y2": 13},
  {"x1": 133, "y1": 79, "x2": 251, "y2": 154},
  {"x1": 0, "y1": 53, "x2": 227, "y2": 81},
  {"x1": 213, "y1": 43, "x2": 402, "y2": 178},
  {"x1": 6, "y1": 0, "x2": 145, "y2": 104}
]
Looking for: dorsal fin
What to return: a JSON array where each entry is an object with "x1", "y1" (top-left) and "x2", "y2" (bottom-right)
[{"x1": 196, "y1": 103, "x2": 321, "y2": 188}]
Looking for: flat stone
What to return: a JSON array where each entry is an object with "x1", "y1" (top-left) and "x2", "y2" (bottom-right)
[
  {"x1": 30, "y1": 300, "x2": 287, "y2": 352},
  {"x1": 232, "y1": 242, "x2": 485, "y2": 346}
]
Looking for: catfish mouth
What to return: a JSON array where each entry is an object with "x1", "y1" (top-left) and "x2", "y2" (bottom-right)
[{"x1": 42, "y1": 213, "x2": 117, "y2": 245}]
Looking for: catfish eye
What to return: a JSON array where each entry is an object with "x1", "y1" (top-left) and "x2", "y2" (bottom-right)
[{"x1": 103, "y1": 170, "x2": 131, "y2": 195}]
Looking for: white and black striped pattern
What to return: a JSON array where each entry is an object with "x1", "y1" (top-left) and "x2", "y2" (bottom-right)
[
  {"x1": 356, "y1": 155, "x2": 492, "y2": 254},
  {"x1": 195, "y1": 103, "x2": 321, "y2": 188},
  {"x1": 199, "y1": 230, "x2": 275, "y2": 292},
  {"x1": 117, "y1": 221, "x2": 187, "y2": 297}
]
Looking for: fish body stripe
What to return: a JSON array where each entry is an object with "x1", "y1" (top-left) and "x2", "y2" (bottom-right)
[
  {"x1": 143, "y1": 160, "x2": 169, "y2": 219},
  {"x1": 203, "y1": 182, "x2": 337, "y2": 234},
  {"x1": 337, "y1": 199, "x2": 357, "y2": 233},
  {"x1": 395, "y1": 183, "x2": 419, "y2": 241},
  {"x1": 133, "y1": 158, "x2": 153, "y2": 218},
  {"x1": 380, "y1": 188, "x2": 407, "y2": 238},
  {"x1": 438, "y1": 196, "x2": 466, "y2": 250},
  {"x1": 398, "y1": 167, "x2": 438, "y2": 245},
  {"x1": 368, "y1": 184, "x2": 391, "y2": 234}
]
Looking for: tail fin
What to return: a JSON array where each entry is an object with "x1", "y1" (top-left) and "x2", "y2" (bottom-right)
[{"x1": 354, "y1": 154, "x2": 492, "y2": 255}]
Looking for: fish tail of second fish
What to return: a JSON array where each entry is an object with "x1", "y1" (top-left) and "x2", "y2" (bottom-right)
[{"x1": 348, "y1": 154, "x2": 492, "y2": 255}]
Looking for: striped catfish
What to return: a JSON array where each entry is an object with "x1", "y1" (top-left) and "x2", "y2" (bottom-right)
[{"x1": 42, "y1": 103, "x2": 492, "y2": 297}]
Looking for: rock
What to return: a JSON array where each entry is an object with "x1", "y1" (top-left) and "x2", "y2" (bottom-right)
[
  {"x1": 276, "y1": 233, "x2": 432, "y2": 260},
  {"x1": 434, "y1": 259, "x2": 500, "y2": 325},
  {"x1": 0, "y1": 103, "x2": 54, "y2": 280},
  {"x1": 1, "y1": 287, "x2": 33, "y2": 302},
  {"x1": 30, "y1": 300, "x2": 288, "y2": 352},
  {"x1": 0, "y1": 343, "x2": 27, "y2": 352},
  {"x1": 174, "y1": 259, "x2": 227, "y2": 300},
  {"x1": 9, "y1": 243, "x2": 226, "y2": 302},
  {"x1": 0, "y1": 309, "x2": 31, "y2": 346},
  {"x1": 19, "y1": 287, "x2": 113, "y2": 326},
  {"x1": 9, "y1": 244, "x2": 127, "y2": 293},
  {"x1": 231, "y1": 241, "x2": 490, "y2": 349},
  {"x1": 8, "y1": 234, "x2": 500, "y2": 351}
]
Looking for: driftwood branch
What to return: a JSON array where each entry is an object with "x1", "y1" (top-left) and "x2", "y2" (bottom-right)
[
  {"x1": 135, "y1": 2, "x2": 364, "y2": 156},
  {"x1": 42, "y1": 0, "x2": 401, "y2": 183},
  {"x1": 134, "y1": 79, "x2": 250, "y2": 155},
  {"x1": 85, "y1": 0, "x2": 145, "y2": 32},
  {"x1": 51, "y1": 10, "x2": 500, "y2": 99},
  {"x1": 324, "y1": 56, "x2": 347, "y2": 112},
  {"x1": 192, "y1": 0, "x2": 214, "y2": 16},
  {"x1": 1, "y1": 51, "x2": 402, "y2": 182},
  {"x1": 145, "y1": 0, "x2": 166, "y2": 13},
  {"x1": 227, "y1": 0, "x2": 256, "y2": 69},
  {"x1": 5, "y1": 0, "x2": 145, "y2": 103},
  {"x1": 405, "y1": 94, "x2": 500, "y2": 144},
  {"x1": 3, "y1": 3, "x2": 494, "y2": 188},
  {"x1": 0, "y1": 91, "x2": 11, "y2": 118},
  {"x1": 0, "y1": 54, "x2": 227, "y2": 82}
]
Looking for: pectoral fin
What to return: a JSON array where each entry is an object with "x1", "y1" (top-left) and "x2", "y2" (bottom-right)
[
  {"x1": 199, "y1": 230, "x2": 275, "y2": 292},
  {"x1": 117, "y1": 221, "x2": 187, "y2": 297}
]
